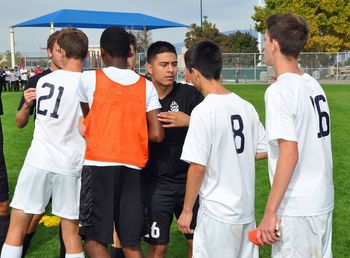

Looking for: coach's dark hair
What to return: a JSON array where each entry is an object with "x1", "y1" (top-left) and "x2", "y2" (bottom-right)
[
  {"x1": 100, "y1": 27, "x2": 129, "y2": 59},
  {"x1": 47, "y1": 31, "x2": 60, "y2": 51},
  {"x1": 147, "y1": 41, "x2": 177, "y2": 63},
  {"x1": 185, "y1": 40, "x2": 222, "y2": 80},
  {"x1": 57, "y1": 28, "x2": 88, "y2": 59},
  {"x1": 266, "y1": 13, "x2": 309, "y2": 58}
]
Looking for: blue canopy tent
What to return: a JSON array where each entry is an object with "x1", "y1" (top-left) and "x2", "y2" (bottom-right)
[{"x1": 9, "y1": 9, "x2": 187, "y2": 67}]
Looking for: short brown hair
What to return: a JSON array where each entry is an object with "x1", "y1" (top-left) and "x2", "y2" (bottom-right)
[
  {"x1": 47, "y1": 31, "x2": 60, "y2": 51},
  {"x1": 57, "y1": 28, "x2": 88, "y2": 59},
  {"x1": 267, "y1": 13, "x2": 309, "y2": 58}
]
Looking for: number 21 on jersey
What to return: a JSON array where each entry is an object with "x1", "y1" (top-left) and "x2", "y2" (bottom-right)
[{"x1": 37, "y1": 83, "x2": 64, "y2": 119}]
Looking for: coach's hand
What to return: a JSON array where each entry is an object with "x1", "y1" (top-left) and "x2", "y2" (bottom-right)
[
  {"x1": 257, "y1": 210, "x2": 281, "y2": 245},
  {"x1": 23, "y1": 88, "x2": 36, "y2": 109},
  {"x1": 158, "y1": 111, "x2": 190, "y2": 128},
  {"x1": 178, "y1": 210, "x2": 194, "y2": 234}
]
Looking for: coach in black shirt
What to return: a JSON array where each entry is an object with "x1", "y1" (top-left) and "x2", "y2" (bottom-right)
[{"x1": 142, "y1": 41, "x2": 203, "y2": 258}]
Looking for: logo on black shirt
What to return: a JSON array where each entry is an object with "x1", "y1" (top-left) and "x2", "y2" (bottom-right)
[{"x1": 169, "y1": 101, "x2": 179, "y2": 112}]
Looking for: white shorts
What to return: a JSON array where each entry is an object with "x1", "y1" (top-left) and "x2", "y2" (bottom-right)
[
  {"x1": 193, "y1": 210, "x2": 258, "y2": 258},
  {"x1": 10, "y1": 163, "x2": 81, "y2": 220},
  {"x1": 272, "y1": 212, "x2": 333, "y2": 258}
]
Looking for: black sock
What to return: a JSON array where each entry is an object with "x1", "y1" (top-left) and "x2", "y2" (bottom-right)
[
  {"x1": 0, "y1": 215, "x2": 10, "y2": 253},
  {"x1": 59, "y1": 223, "x2": 66, "y2": 258},
  {"x1": 21, "y1": 231, "x2": 36, "y2": 258},
  {"x1": 111, "y1": 246, "x2": 125, "y2": 258}
]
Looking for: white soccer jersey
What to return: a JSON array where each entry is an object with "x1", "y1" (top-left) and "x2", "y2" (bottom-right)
[
  {"x1": 181, "y1": 93, "x2": 266, "y2": 224},
  {"x1": 265, "y1": 72, "x2": 334, "y2": 216},
  {"x1": 75, "y1": 67, "x2": 161, "y2": 168},
  {"x1": 25, "y1": 70, "x2": 85, "y2": 176}
]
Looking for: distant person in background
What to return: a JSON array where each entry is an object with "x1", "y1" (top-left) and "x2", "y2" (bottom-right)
[
  {"x1": 34, "y1": 66, "x2": 42, "y2": 75},
  {"x1": 19, "y1": 65, "x2": 28, "y2": 90},
  {"x1": 234, "y1": 64, "x2": 240, "y2": 83},
  {"x1": 14, "y1": 67, "x2": 20, "y2": 91},
  {"x1": 4, "y1": 69, "x2": 10, "y2": 92},
  {"x1": 0, "y1": 67, "x2": 6, "y2": 92},
  {"x1": 28, "y1": 69, "x2": 35, "y2": 79},
  {"x1": 9, "y1": 69, "x2": 17, "y2": 92}
]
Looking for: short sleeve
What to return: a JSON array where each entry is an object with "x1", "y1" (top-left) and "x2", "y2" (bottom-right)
[
  {"x1": 265, "y1": 87, "x2": 297, "y2": 144},
  {"x1": 257, "y1": 120, "x2": 267, "y2": 153},
  {"x1": 146, "y1": 80, "x2": 161, "y2": 112},
  {"x1": 181, "y1": 107, "x2": 211, "y2": 166}
]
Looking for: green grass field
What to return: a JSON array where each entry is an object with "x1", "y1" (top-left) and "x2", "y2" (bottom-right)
[{"x1": 2, "y1": 84, "x2": 349, "y2": 257}]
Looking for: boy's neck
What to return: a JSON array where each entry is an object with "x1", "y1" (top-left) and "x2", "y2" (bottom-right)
[
  {"x1": 62, "y1": 59, "x2": 83, "y2": 72},
  {"x1": 105, "y1": 59, "x2": 128, "y2": 69},
  {"x1": 273, "y1": 55, "x2": 303, "y2": 78},
  {"x1": 153, "y1": 82, "x2": 174, "y2": 100},
  {"x1": 201, "y1": 79, "x2": 231, "y2": 96}
]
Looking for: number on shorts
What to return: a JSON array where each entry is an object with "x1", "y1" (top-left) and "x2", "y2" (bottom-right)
[
  {"x1": 150, "y1": 222, "x2": 160, "y2": 239},
  {"x1": 37, "y1": 83, "x2": 64, "y2": 119},
  {"x1": 231, "y1": 115, "x2": 245, "y2": 153},
  {"x1": 310, "y1": 95, "x2": 330, "y2": 138}
]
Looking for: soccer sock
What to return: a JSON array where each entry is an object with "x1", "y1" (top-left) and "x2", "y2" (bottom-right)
[
  {"x1": 0, "y1": 243, "x2": 23, "y2": 258},
  {"x1": 59, "y1": 223, "x2": 66, "y2": 258},
  {"x1": 110, "y1": 246, "x2": 125, "y2": 258},
  {"x1": 21, "y1": 231, "x2": 36, "y2": 258},
  {"x1": 0, "y1": 214, "x2": 10, "y2": 253},
  {"x1": 65, "y1": 252, "x2": 85, "y2": 258}
]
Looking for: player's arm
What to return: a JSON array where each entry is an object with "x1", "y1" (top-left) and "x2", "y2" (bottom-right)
[
  {"x1": 15, "y1": 88, "x2": 36, "y2": 128},
  {"x1": 147, "y1": 109, "x2": 164, "y2": 143},
  {"x1": 178, "y1": 162, "x2": 206, "y2": 234},
  {"x1": 256, "y1": 152, "x2": 267, "y2": 160},
  {"x1": 257, "y1": 139, "x2": 298, "y2": 245},
  {"x1": 80, "y1": 102, "x2": 90, "y2": 118},
  {"x1": 157, "y1": 111, "x2": 190, "y2": 128}
]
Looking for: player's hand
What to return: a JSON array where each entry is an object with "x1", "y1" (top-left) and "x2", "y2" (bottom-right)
[
  {"x1": 78, "y1": 116, "x2": 86, "y2": 137},
  {"x1": 23, "y1": 88, "x2": 36, "y2": 109},
  {"x1": 158, "y1": 111, "x2": 190, "y2": 128},
  {"x1": 257, "y1": 211, "x2": 281, "y2": 245},
  {"x1": 178, "y1": 210, "x2": 194, "y2": 234}
]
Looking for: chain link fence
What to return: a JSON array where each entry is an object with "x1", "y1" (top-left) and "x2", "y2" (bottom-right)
[{"x1": 2, "y1": 51, "x2": 349, "y2": 83}]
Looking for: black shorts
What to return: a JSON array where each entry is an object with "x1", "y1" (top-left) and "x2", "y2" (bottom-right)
[
  {"x1": 79, "y1": 165, "x2": 145, "y2": 246},
  {"x1": 0, "y1": 119, "x2": 8, "y2": 202},
  {"x1": 143, "y1": 182, "x2": 199, "y2": 245}
]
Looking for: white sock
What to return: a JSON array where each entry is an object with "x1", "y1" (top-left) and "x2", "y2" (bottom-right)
[
  {"x1": 0, "y1": 243, "x2": 23, "y2": 258},
  {"x1": 65, "y1": 252, "x2": 85, "y2": 258}
]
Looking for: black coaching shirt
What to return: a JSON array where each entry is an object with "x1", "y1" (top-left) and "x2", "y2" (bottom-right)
[
  {"x1": 143, "y1": 82, "x2": 204, "y2": 185},
  {"x1": 17, "y1": 68, "x2": 52, "y2": 115}
]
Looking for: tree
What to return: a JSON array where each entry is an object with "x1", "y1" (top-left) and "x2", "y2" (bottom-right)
[
  {"x1": 184, "y1": 19, "x2": 227, "y2": 51},
  {"x1": 1, "y1": 51, "x2": 21, "y2": 67},
  {"x1": 132, "y1": 28, "x2": 152, "y2": 53},
  {"x1": 252, "y1": 0, "x2": 350, "y2": 52},
  {"x1": 184, "y1": 19, "x2": 258, "y2": 54}
]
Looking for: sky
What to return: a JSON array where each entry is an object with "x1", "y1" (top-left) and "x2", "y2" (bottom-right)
[{"x1": 0, "y1": 0, "x2": 260, "y2": 54}]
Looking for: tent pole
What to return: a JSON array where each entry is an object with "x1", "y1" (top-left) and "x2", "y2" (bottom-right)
[
  {"x1": 50, "y1": 22, "x2": 55, "y2": 34},
  {"x1": 10, "y1": 27, "x2": 15, "y2": 68}
]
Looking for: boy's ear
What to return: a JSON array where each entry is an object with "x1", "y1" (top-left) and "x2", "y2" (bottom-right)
[
  {"x1": 272, "y1": 39, "x2": 280, "y2": 53},
  {"x1": 146, "y1": 62, "x2": 152, "y2": 76}
]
